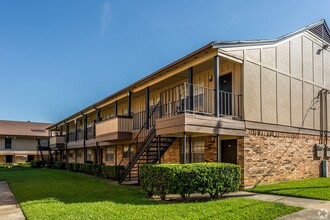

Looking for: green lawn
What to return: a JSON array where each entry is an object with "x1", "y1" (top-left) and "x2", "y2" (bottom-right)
[
  {"x1": 247, "y1": 177, "x2": 330, "y2": 201},
  {"x1": 0, "y1": 168, "x2": 301, "y2": 220}
]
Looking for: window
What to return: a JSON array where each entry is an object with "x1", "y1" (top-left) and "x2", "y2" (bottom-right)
[
  {"x1": 106, "y1": 147, "x2": 115, "y2": 162},
  {"x1": 5, "y1": 138, "x2": 11, "y2": 149},
  {"x1": 123, "y1": 145, "x2": 134, "y2": 159},
  {"x1": 186, "y1": 137, "x2": 205, "y2": 163},
  {"x1": 86, "y1": 149, "x2": 92, "y2": 161},
  {"x1": 69, "y1": 150, "x2": 74, "y2": 158},
  {"x1": 77, "y1": 150, "x2": 82, "y2": 158}
]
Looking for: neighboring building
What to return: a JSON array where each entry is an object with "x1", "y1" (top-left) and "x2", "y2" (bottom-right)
[
  {"x1": 0, "y1": 120, "x2": 52, "y2": 163},
  {"x1": 47, "y1": 20, "x2": 330, "y2": 188}
]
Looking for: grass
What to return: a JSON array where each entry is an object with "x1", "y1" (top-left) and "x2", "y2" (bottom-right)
[
  {"x1": 0, "y1": 167, "x2": 302, "y2": 220},
  {"x1": 247, "y1": 177, "x2": 330, "y2": 201}
]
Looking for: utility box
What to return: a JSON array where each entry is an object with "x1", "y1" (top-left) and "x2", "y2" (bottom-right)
[
  {"x1": 315, "y1": 144, "x2": 325, "y2": 158},
  {"x1": 326, "y1": 146, "x2": 330, "y2": 158},
  {"x1": 321, "y1": 160, "x2": 328, "y2": 177}
]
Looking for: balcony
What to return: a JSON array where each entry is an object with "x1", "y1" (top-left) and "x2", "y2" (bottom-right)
[
  {"x1": 95, "y1": 116, "x2": 133, "y2": 141},
  {"x1": 49, "y1": 136, "x2": 65, "y2": 149},
  {"x1": 156, "y1": 83, "x2": 245, "y2": 136}
]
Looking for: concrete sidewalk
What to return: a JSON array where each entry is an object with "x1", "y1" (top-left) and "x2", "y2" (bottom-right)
[
  {"x1": 228, "y1": 191, "x2": 330, "y2": 220},
  {"x1": 0, "y1": 181, "x2": 25, "y2": 220}
]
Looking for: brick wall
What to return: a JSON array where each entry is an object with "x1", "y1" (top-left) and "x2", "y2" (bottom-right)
[
  {"x1": 162, "y1": 139, "x2": 180, "y2": 164},
  {"x1": 0, "y1": 155, "x2": 5, "y2": 163},
  {"x1": 241, "y1": 130, "x2": 329, "y2": 188}
]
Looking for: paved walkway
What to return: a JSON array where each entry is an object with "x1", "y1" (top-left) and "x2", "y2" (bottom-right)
[
  {"x1": 0, "y1": 181, "x2": 25, "y2": 220},
  {"x1": 226, "y1": 191, "x2": 330, "y2": 220}
]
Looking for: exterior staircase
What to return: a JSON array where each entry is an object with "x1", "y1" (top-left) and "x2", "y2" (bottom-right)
[{"x1": 118, "y1": 102, "x2": 176, "y2": 184}]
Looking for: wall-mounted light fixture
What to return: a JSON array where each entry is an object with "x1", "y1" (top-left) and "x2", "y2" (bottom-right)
[{"x1": 317, "y1": 44, "x2": 329, "y2": 55}]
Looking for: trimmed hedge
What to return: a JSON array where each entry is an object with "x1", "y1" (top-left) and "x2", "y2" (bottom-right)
[
  {"x1": 140, "y1": 163, "x2": 241, "y2": 200},
  {"x1": 53, "y1": 161, "x2": 124, "y2": 180},
  {"x1": 101, "y1": 165, "x2": 125, "y2": 179},
  {"x1": 0, "y1": 162, "x2": 31, "y2": 168},
  {"x1": 31, "y1": 160, "x2": 42, "y2": 168},
  {"x1": 54, "y1": 161, "x2": 66, "y2": 169}
]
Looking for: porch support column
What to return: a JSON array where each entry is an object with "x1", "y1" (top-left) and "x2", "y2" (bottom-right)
[
  {"x1": 96, "y1": 108, "x2": 101, "y2": 122},
  {"x1": 189, "y1": 136, "x2": 192, "y2": 163},
  {"x1": 75, "y1": 120, "x2": 78, "y2": 142},
  {"x1": 114, "y1": 101, "x2": 118, "y2": 116},
  {"x1": 182, "y1": 132, "x2": 187, "y2": 164},
  {"x1": 83, "y1": 114, "x2": 87, "y2": 163},
  {"x1": 158, "y1": 135, "x2": 161, "y2": 164},
  {"x1": 188, "y1": 67, "x2": 194, "y2": 111},
  {"x1": 216, "y1": 134, "x2": 221, "y2": 162},
  {"x1": 146, "y1": 87, "x2": 150, "y2": 129},
  {"x1": 65, "y1": 122, "x2": 69, "y2": 163},
  {"x1": 128, "y1": 91, "x2": 132, "y2": 117},
  {"x1": 95, "y1": 142, "x2": 99, "y2": 165},
  {"x1": 214, "y1": 56, "x2": 220, "y2": 117}
]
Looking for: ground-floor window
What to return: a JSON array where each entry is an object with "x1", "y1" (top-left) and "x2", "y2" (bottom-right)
[
  {"x1": 77, "y1": 149, "x2": 82, "y2": 158},
  {"x1": 106, "y1": 146, "x2": 115, "y2": 162},
  {"x1": 123, "y1": 145, "x2": 134, "y2": 159},
  {"x1": 186, "y1": 137, "x2": 205, "y2": 163},
  {"x1": 69, "y1": 150, "x2": 74, "y2": 158},
  {"x1": 86, "y1": 149, "x2": 92, "y2": 161}
]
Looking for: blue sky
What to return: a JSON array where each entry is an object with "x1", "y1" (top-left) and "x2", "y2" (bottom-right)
[{"x1": 0, "y1": 0, "x2": 329, "y2": 123}]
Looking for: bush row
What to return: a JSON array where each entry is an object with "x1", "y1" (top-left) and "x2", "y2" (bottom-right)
[
  {"x1": 140, "y1": 163, "x2": 241, "y2": 200},
  {"x1": 0, "y1": 162, "x2": 31, "y2": 168},
  {"x1": 54, "y1": 161, "x2": 124, "y2": 180}
]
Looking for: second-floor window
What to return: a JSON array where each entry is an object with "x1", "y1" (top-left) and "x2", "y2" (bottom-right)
[
  {"x1": 5, "y1": 138, "x2": 11, "y2": 149},
  {"x1": 106, "y1": 147, "x2": 115, "y2": 162}
]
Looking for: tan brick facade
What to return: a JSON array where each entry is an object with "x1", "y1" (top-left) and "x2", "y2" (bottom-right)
[{"x1": 240, "y1": 130, "x2": 330, "y2": 188}]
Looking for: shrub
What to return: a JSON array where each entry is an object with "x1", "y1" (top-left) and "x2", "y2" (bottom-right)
[
  {"x1": 72, "y1": 163, "x2": 80, "y2": 172},
  {"x1": 0, "y1": 162, "x2": 31, "y2": 168},
  {"x1": 80, "y1": 163, "x2": 93, "y2": 174},
  {"x1": 30, "y1": 160, "x2": 42, "y2": 168},
  {"x1": 140, "y1": 163, "x2": 241, "y2": 200},
  {"x1": 101, "y1": 165, "x2": 125, "y2": 180},
  {"x1": 91, "y1": 164, "x2": 102, "y2": 176},
  {"x1": 54, "y1": 161, "x2": 66, "y2": 169},
  {"x1": 46, "y1": 161, "x2": 55, "y2": 168},
  {"x1": 65, "y1": 163, "x2": 73, "y2": 171}
]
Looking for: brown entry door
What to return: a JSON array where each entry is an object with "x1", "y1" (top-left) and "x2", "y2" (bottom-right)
[{"x1": 221, "y1": 140, "x2": 237, "y2": 164}]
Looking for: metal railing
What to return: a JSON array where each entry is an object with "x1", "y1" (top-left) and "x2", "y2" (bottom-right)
[
  {"x1": 77, "y1": 129, "x2": 84, "y2": 140},
  {"x1": 118, "y1": 102, "x2": 160, "y2": 168},
  {"x1": 68, "y1": 132, "x2": 75, "y2": 142},
  {"x1": 132, "y1": 105, "x2": 158, "y2": 130},
  {"x1": 86, "y1": 126, "x2": 94, "y2": 140},
  {"x1": 160, "y1": 82, "x2": 241, "y2": 118}
]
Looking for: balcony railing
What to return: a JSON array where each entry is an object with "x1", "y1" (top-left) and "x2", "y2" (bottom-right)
[
  {"x1": 160, "y1": 82, "x2": 241, "y2": 118},
  {"x1": 77, "y1": 129, "x2": 84, "y2": 140},
  {"x1": 132, "y1": 105, "x2": 158, "y2": 130},
  {"x1": 49, "y1": 136, "x2": 65, "y2": 147},
  {"x1": 86, "y1": 126, "x2": 95, "y2": 140},
  {"x1": 68, "y1": 132, "x2": 75, "y2": 142},
  {"x1": 95, "y1": 116, "x2": 133, "y2": 137}
]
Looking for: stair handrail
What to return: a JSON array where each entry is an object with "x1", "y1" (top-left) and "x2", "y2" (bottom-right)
[{"x1": 118, "y1": 101, "x2": 160, "y2": 168}]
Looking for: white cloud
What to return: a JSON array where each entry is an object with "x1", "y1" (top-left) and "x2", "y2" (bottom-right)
[{"x1": 100, "y1": 0, "x2": 110, "y2": 38}]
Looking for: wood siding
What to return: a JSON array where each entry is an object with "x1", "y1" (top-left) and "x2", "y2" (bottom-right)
[{"x1": 222, "y1": 31, "x2": 330, "y2": 130}]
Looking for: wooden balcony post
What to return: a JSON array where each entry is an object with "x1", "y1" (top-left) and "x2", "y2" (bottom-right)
[
  {"x1": 146, "y1": 87, "x2": 150, "y2": 129},
  {"x1": 182, "y1": 132, "x2": 187, "y2": 164},
  {"x1": 128, "y1": 91, "x2": 132, "y2": 117},
  {"x1": 188, "y1": 67, "x2": 194, "y2": 111},
  {"x1": 75, "y1": 120, "x2": 78, "y2": 142},
  {"x1": 216, "y1": 134, "x2": 221, "y2": 162},
  {"x1": 65, "y1": 122, "x2": 69, "y2": 163},
  {"x1": 114, "y1": 101, "x2": 118, "y2": 116},
  {"x1": 214, "y1": 56, "x2": 220, "y2": 117}
]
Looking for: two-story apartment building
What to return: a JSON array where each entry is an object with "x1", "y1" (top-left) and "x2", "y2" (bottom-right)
[
  {"x1": 0, "y1": 120, "x2": 52, "y2": 163},
  {"x1": 48, "y1": 20, "x2": 330, "y2": 188}
]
